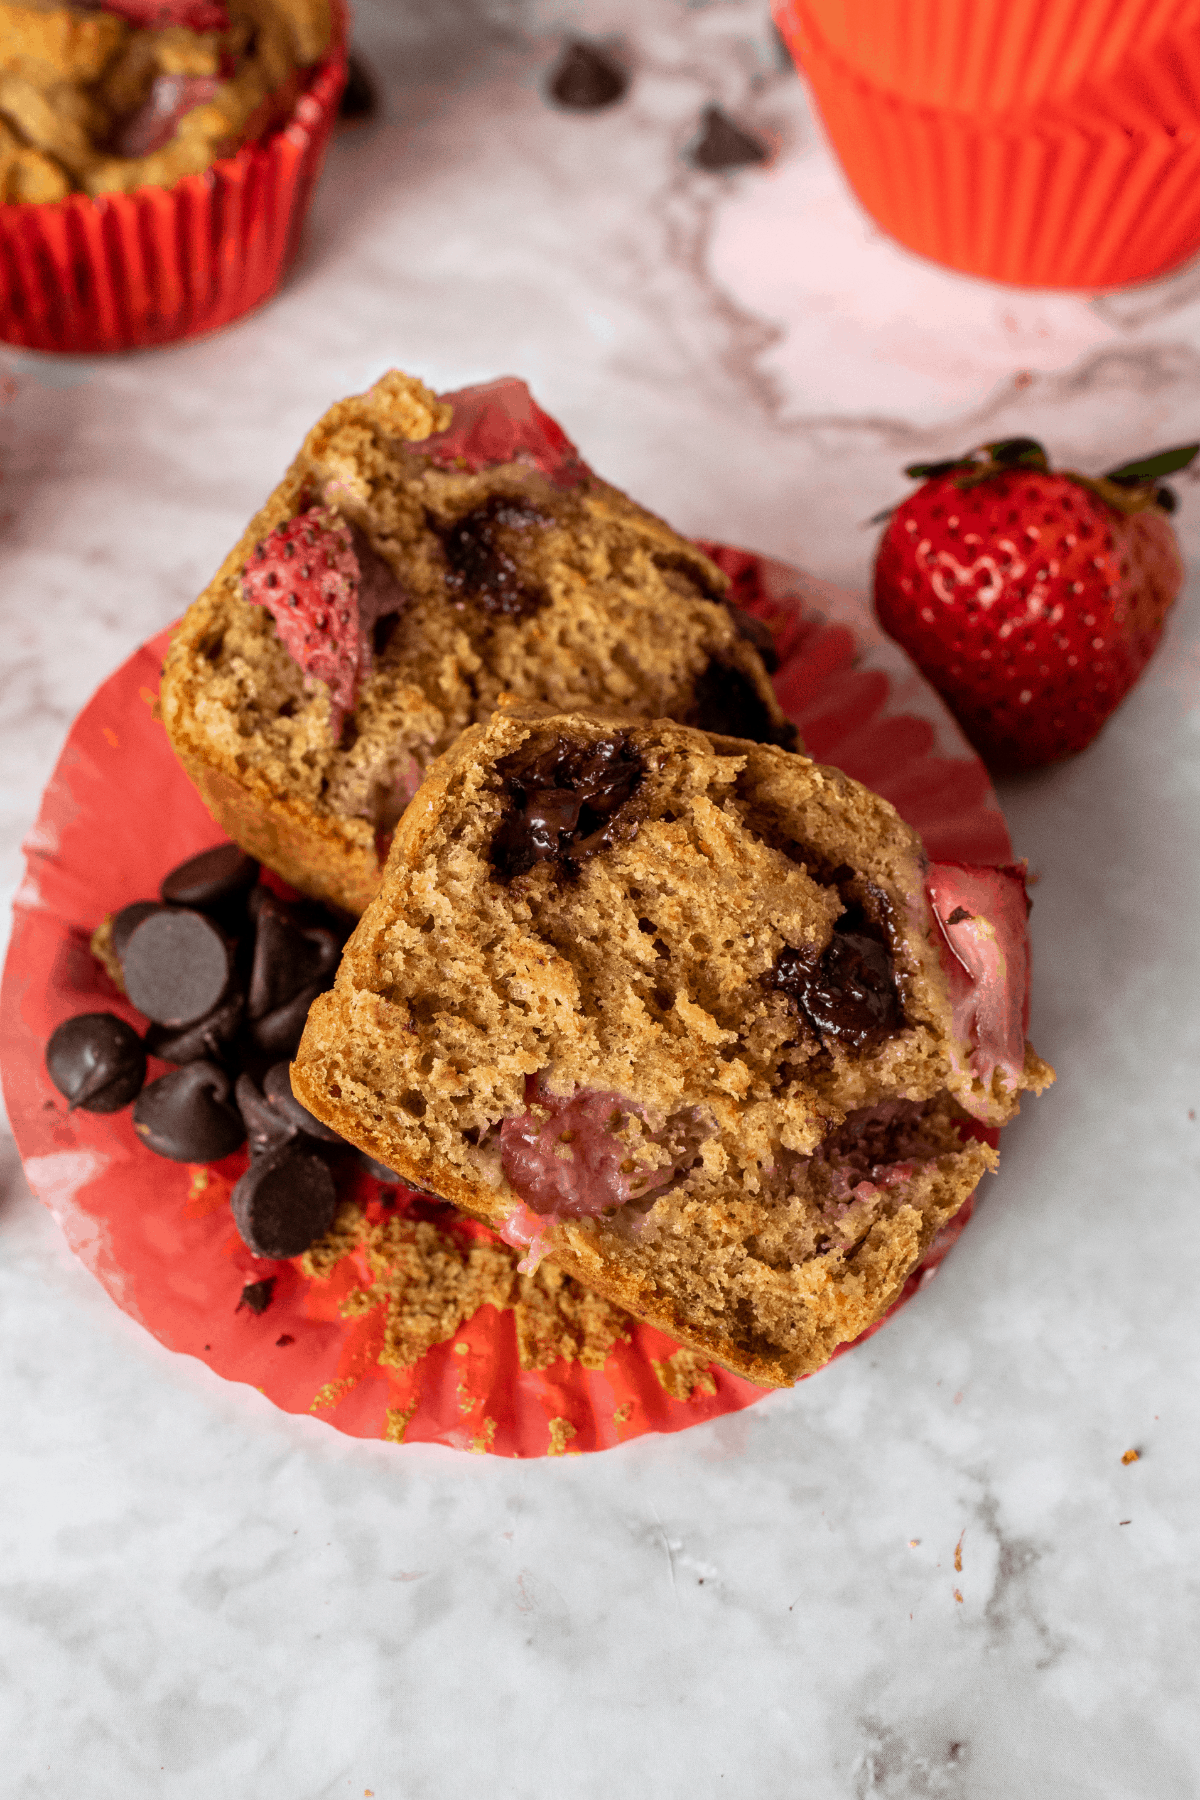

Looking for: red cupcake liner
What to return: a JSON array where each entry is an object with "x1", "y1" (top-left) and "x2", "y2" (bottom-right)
[
  {"x1": 784, "y1": 0, "x2": 1200, "y2": 116},
  {"x1": 0, "y1": 40, "x2": 346, "y2": 354},
  {"x1": 1, "y1": 549, "x2": 1013, "y2": 1456},
  {"x1": 778, "y1": 0, "x2": 1200, "y2": 287}
]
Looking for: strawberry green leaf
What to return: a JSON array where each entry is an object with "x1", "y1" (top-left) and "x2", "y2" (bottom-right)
[
  {"x1": 1103, "y1": 443, "x2": 1200, "y2": 486},
  {"x1": 980, "y1": 438, "x2": 1049, "y2": 470}
]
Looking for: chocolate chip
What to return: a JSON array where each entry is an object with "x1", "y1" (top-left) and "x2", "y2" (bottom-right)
[
  {"x1": 769, "y1": 927, "x2": 900, "y2": 1052},
  {"x1": 236, "y1": 1071, "x2": 298, "y2": 1160},
  {"x1": 122, "y1": 909, "x2": 233, "y2": 1027},
  {"x1": 547, "y1": 40, "x2": 628, "y2": 110},
  {"x1": 248, "y1": 982, "x2": 328, "y2": 1057},
  {"x1": 231, "y1": 1144, "x2": 339, "y2": 1259},
  {"x1": 689, "y1": 660, "x2": 796, "y2": 748},
  {"x1": 438, "y1": 497, "x2": 548, "y2": 620},
  {"x1": 144, "y1": 989, "x2": 245, "y2": 1064},
  {"x1": 133, "y1": 1061, "x2": 246, "y2": 1161},
  {"x1": 358, "y1": 1151, "x2": 403, "y2": 1184},
  {"x1": 161, "y1": 844, "x2": 259, "y2": 915},
  {"x1": 491, "y1": 733, "x2": 645, "y2": 881},
  {"x1": 248, "y1": 903, "x2": 339, "y2": 1021},
  {"x1": 688, "y1": 105, "x2": 769, "y2": 171},
  {"x1": 945, "y1": 906, "x2": 972, "y2": 926},
  {"x1": 46, "y1": 1013, "x2": 146, "y2": 1113},
  {"x1": 237, "y1": 1277, "x2": 275, "y2": 1315},
  {"x1": 263, "y1": 1061, "x2": 344, "y2": 1144},
  {"x1": 338, "y1": 50, "x2": 377, "y2": 120},
  {"x1": 111, "y1": 900, "x2": 163, "y2": 961}
]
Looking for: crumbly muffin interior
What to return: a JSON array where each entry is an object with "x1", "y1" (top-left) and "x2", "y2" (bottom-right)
[
  {"x1": 295, "y1": 712, "x2": 1010, "y2": 1383},
  {"x1": 185, "y1": 381, "x2": 789, "y2": 838}
]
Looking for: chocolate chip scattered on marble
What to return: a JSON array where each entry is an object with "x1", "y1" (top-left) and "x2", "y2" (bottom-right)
[
  {"x1": 231, "y1": 1144, "x2": 339, "y2": 1259},
  {"x1": 688, "y1": 105, "x2": 769, "y2": 171},
  {"x1": 122, "y1": 908, "x2": 234, "y2": 1027},
  {"x1": 338, "y1": 50, "x2": 377, "y2": 121},
  {"x1": 45, "y1": 1013, "x2": 146, "y2": 1113},
  {"x1": 547, "y1": 40, "x2": 629, "y2": 110},
  {"x1": 133, "y1": 1061, "x2": 246, "y2": 1162}
]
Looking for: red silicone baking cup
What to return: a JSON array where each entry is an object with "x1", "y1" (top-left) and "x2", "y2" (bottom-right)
[
  {"x1": 783, "y1": 0, "x2": 1200, "y2": 116},
  {"x1": 1, "y1": 549, "x2": 1012, "y2": 1456},
  {"x1": 0, "y1": 39, "x2": 346, "y2": 354},
  {"x1": 778, "y1": 0, "x2": 1200, "y2": 288}
]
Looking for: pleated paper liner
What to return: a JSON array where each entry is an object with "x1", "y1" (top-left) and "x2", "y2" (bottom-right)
[
  {"x1": 0, "y1": 43, "x2": 346, "y2": 354},
  {"x1": 781, "y1": 1, "x2": 1200, "y2": 288},
  {"x1": 1, "y1": 549, "x2": 1012, "y2": 1457},
  {"x1": 775, "y1": 0, "x2": 1200, "y2": 116}
]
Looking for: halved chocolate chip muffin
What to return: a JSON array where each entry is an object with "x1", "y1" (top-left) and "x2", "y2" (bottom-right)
[
  {"x1": 159, "y1": 370, "x2": 792, "y2": 916},
  {"x1": 291, "y1": 704, "x2": 1053, "y2": 1387}
]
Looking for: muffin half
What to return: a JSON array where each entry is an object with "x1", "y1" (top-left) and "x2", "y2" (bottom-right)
[
  {"x1": 160, "y1": 371, "x2": 793, "y2": 915},
  {"x1": 291, "y1": 705, "x2": 1053, "y2": 1386}
]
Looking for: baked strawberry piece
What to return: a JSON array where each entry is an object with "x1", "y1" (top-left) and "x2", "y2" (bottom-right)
[
  {"x1": 291, "y1": 705, "x2": 1053, "y2": 1386},
  {"x1": 161, "y1": 370, "x2": 792, "y2": 916},
  {"x1": 873, "y1": 438, "x2": 1197, "y2": 771}
]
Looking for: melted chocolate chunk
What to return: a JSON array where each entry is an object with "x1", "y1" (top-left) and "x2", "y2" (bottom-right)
[
  {"x1": 161, "y1": 844, "x2": 259, "y2": 915},
  {"x1": 689, "y1": 660, "x2": 797, "y2": 748},
  {"x1": 237, "y1": 1277, "x2": 275, "y2": 1315},
  {"x1": 133, "y1": 1061, "x2": 246, "y2": 1161},
  {"x1": 816, "y1": 1100, "x2": 938, "y2": 1173},
  {"x1": 144, "y1": 990, "x2": 245, "y2": 1065},
  {"x1": 122, "y1": 909, "x2": 233, "y2": 1027},
  {"x1": 547, "y1": 40, "x2": 629, "y2": 109},
  {"x1": 46, "y1": 1013, "x2": 146, "y2": 1113},
  {"x1": 438, "y1": 497, "x2": 549, "y2": 619},
  {"x1": 689, "y1": 105, "x2": 769, "y2": 171},
  {"x1": 491, "y1": 734, "x2": 645, "y2": 881},
  {"x1": 231, "y1": 1144, "x2": 339, "y2": 1259},
  {"x1": 769, "y1": 921, "x2": 901, "y2": 1052}
]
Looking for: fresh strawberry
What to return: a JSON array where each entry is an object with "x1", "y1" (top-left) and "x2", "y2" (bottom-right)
[
  {"x1": 873, "y1": 438, "x2": 1197, "y2": 770},
  {"x1": 112, "y1": 73, "x2": 221, "y2": 158},
  {"x1": 419, "y1": 378, "x2": 591, "y2": 489},
  {"x1": 242, "y1": 507, "x2": 361, "y2": 740}
]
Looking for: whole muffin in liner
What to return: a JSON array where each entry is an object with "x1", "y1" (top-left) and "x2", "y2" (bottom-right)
[{"x1": 0, "y1": 1, "x2": 346, "y2": 352}]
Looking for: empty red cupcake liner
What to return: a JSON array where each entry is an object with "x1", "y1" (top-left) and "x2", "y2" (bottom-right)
[
  {"x1": 787, "y1": 0, "x2": 1200, "y2": 116},
  {"x1": 0, "y1": 39, "x2": 346, "y2": 354},
  {"x1": 778, "y1": 0, "x2": 1200, "y2": 287},
  {"x1": 1, "y1": 549, "x2": 1013, "y2": 1456}
]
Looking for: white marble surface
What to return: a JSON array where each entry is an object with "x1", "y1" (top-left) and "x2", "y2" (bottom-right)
[{"x1": 3, "y1": 2, "x2": 1200, "y2": 1794}]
